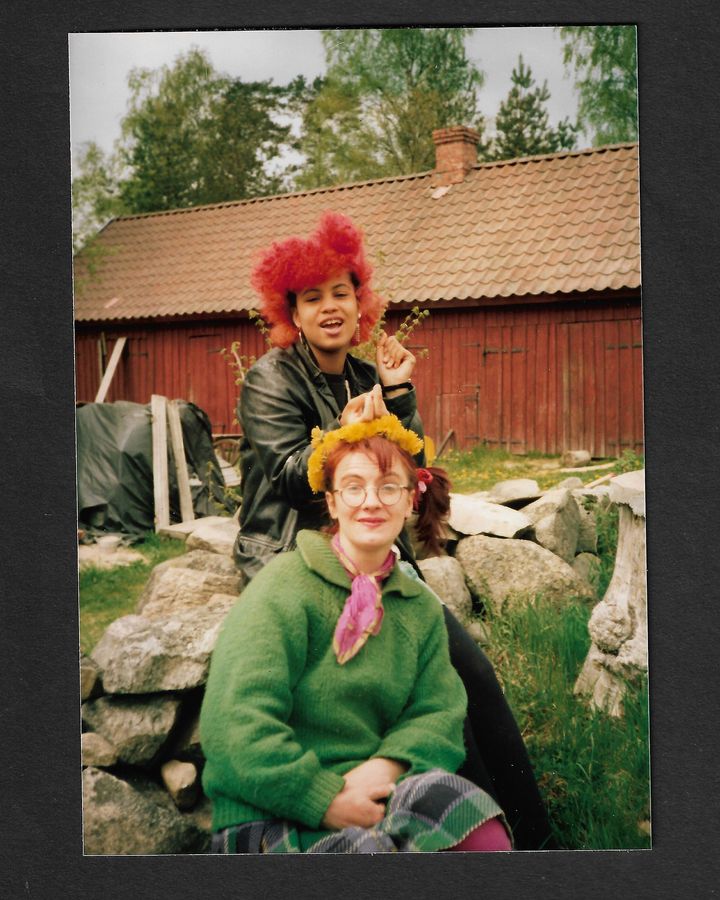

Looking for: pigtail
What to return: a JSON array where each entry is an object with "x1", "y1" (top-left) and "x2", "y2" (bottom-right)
[{"x1": 413, "y1": 466, "x2": 452, "y2": 556}]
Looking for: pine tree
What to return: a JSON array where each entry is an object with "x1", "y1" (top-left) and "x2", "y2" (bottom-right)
[{"x1": 487, "y1": 55, "x2": 577, "y2": 161}]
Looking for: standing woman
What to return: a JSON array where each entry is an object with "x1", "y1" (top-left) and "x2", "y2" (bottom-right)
[{"x1": 234, "y1": 212, "x2": 555, "y2": 850}]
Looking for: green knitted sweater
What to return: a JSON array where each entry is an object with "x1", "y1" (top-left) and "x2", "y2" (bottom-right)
[{"x1": 200, "y1": 530, "x2": 468, "y2": 834}]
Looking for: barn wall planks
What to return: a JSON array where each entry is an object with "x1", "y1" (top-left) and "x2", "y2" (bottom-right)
[
  {"x1": 76, "y1": 295, "x2": 643, "y2": 456},
  {"x1": 385, "y1": 295, "x2": 643, "y2": 456}
]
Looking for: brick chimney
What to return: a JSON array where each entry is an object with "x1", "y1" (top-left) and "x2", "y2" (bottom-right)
[{"x1": 432, "y1": 126, "x2": 481, "y2": 187}]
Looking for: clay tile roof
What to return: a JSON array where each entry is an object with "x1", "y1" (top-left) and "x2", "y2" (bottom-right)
[{"x1": 74, "y1": 143, "x2": 640, "y2": 323}]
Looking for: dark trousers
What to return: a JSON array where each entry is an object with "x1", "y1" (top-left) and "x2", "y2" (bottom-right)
[{"x1": 442, "y1": 606, "x2": 557, "y2": 850}]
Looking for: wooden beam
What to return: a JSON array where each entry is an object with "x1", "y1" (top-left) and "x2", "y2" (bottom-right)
[
  {"x1": 95, "y1": 336, "x2": 127, "y2": 403},
  {"x1": 167, "y1": 400, "x2": 195, "y2": 523},
  {"x1": 151, "y1": 394, "x2": 170, "y2": 531},
  {"x1": 436, "y1": 429, "x2": 455, "y2": 459}
]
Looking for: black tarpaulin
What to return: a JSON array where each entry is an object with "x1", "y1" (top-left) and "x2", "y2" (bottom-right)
[{"x1": 76, "y1": 400, "x2": 234, "y2": 536}]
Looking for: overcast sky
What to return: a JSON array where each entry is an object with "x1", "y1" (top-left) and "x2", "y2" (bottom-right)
[{"x1": 68, "y1": 27, "x2": 585, "y2": 177}]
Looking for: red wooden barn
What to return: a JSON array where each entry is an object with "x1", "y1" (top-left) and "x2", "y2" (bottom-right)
[{"x1": 74, "y1": 127, "x2": 642, "y2": 457}]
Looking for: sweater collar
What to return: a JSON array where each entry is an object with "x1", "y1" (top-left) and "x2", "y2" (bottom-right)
[{"x1": 295, "y1": 530, "x2": 419, "y2": 599}]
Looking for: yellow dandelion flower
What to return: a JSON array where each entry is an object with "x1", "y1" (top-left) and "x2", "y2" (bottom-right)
[{"x1": 306, "y1": 414, "x2": 424, "y2": 492}]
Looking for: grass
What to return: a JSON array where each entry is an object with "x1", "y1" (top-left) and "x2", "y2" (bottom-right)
[
  {"x1": 439, "y1": 444, "x2": 618, "y2": 493},
  {"x1": 78, "y1": 533, "x2": 186, "y2": 655},
  {"x1": 479, "y1": 595, "x2": 650, "y2": 849},
  {"x1": 439, "y1": 445, "x2": 649, "y2": 848}
]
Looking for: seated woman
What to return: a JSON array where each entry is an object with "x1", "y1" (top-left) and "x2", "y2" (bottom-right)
[{"x1": 200, "y1": 417, "x2": 512, "y2": 853}]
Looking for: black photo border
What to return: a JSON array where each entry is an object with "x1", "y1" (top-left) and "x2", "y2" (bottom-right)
[{"x1": 3, "y1": 0, "x2": 719, "y2": 896}]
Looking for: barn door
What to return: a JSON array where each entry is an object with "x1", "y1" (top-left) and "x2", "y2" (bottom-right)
[
  {"x1": 479, "y1": 325, "x2": 528, "y2": 453},
  {"x1": 186, "y1": 332, "x2": 228, "y2": 431},
  {"x1": 560, "y1": 319, "x2": 643, "y2": 458}
]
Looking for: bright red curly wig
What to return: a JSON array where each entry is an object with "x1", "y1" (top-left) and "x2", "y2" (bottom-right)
[{"x1": 250, "y1": 211, "x2": 386, "y2": 348}]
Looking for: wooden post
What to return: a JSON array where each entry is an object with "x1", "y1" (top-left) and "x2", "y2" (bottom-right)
[
  {"x1": 150, "y1": 394, "x2": 170, "y2": 531},
  {"x1": 436, "y1": 429, "x2": 455, "y2": 459},
  {"x1": 95, "y1": 336, "x2": 127, "y2": 403},
  {"x1": 167, "y1": 399, "x2": 195, "y2": 523}
]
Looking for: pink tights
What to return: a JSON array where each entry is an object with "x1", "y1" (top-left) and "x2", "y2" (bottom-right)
[{"x1": 448, "y1": 817, "x2": 512, "y2": 852}]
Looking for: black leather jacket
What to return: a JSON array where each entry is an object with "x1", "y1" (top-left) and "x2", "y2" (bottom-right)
[{"x1": 234, "y1": 341, "x2": 424, "y2": 581}]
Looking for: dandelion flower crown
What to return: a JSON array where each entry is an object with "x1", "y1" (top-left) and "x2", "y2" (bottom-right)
[{"x1": 307, "y1": 414, "x2": 424, "y2": 493}]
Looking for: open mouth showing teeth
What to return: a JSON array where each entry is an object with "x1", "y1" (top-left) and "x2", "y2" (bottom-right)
[{"x1": 321, "y1": 320, "x2": 343, "y2": 329}]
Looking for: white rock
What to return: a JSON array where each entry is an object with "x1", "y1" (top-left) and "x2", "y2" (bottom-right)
[
  {"x1": 185, "y1": 519, "x2": 239, "y2": 556},
  {"x1": 609, "y1": 469, "x2": 645, "y2": 517},
  {"x1": 417, "y1": 556, "x2": 473, "y2": 625},
  {"x1": 555, "y1": 476, "x2": 584, "y2": 491},
  {"x1": 486, "y1": 479, "x2": 541, "y2": 506},
  {"x1": 82, "y1": 767, "x2": 207, "y2": 855},
  {"x1": 91, "y1": 595, "x2": 235, "y2": 694},
  {"x1": 572, "y1": 553, "x2": 601, "y2": 591},
  {"x1": 521, "y1": 488, "x2": 581, "y2": 563},
  {"x1": 81, "y1": 694, "x2": 182, "y2": 766},
  {"x1": 447, "y1": 493, "x2": 532, "y2": 538},
  {"x1": 161, "y1": 760, "x2": 200, "y2": 811},
  {"x1": 157, "y1": 516, "x2": 231, "y2": 541},
  {"x1": 455, "y1": 534, "x2": 594, "y2": 613},
  {"x1": 561, "y1": 449, "x2": 591, "y2": 467},
  {"x1": 154, "y1": 549, "x2": 239, "y2": 578},
  {"x1": 81, "y1": 731, "x2": 118, "y2": 768},
  {"x1": 137, "y1": 565, "x2": 241, "y2": 617},
  {"x1": 80, "y1": 655, "x2": 102, "y2": 701}
]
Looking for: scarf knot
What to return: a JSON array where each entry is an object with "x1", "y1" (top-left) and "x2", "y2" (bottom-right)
[{"x1": 330, "y1": 535, "x2": 395, "y2": 665}]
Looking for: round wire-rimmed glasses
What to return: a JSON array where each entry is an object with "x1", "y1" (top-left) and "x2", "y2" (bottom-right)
[{"x1": 332, "y1": 484, "x2": 410, "y2": 508}]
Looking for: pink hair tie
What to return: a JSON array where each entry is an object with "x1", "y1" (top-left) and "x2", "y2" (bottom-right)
[{"x1": 413, "y1": 468, "x2": 434, "y2": 510}]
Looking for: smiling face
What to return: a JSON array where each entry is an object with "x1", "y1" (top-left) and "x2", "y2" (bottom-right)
[
  {"x1": 325, "y1": 449, "x2": 414, "y2": 568},
  {"x1": 291, "y1": 271, "x2": 359, "y2": 372}
]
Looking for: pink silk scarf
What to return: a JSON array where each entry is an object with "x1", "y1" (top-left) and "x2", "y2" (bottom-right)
[{"x1": 330, "y1": 534, "x2": 396, "y2": 665}]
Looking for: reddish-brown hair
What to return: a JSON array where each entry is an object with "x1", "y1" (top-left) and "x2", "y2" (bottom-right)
[
  {"x1": 250, "y1": 211, "x2": 386, "y2": 348},
  {"x1": 323, "y1": 436, "x2": 451, "y2": 556}
]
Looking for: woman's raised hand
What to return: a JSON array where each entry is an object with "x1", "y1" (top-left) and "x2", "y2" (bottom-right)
[
  {"x1": 376, "y1": 331, "x2": 416, "y2": 387},
  {"x1": 339, "y1": 383, "x2": 388, "y2": 426},
  {"x1": 321, "y1": 780, "x2": 394, "y2": 831}
]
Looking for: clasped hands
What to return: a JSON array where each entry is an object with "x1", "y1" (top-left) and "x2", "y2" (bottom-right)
[
  {"x1": 339, "y1": 333, "x2": 416, "y2": 427},
  {"x1": 321, "y1": 757, "x2": 408, "y2": 831}
]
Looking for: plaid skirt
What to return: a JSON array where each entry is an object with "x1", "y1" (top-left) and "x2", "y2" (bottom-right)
[{"x1": 210, "y1": 769, "x2": 510, "y2": 854}]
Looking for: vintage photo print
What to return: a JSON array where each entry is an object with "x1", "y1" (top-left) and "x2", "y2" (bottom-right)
[{"x1": 70, "y1": 26, "x2": 648, "y2": 857}]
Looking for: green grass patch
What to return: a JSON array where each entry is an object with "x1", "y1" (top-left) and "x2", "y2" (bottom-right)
[
  {"x1": 480, "y1": 595, "x2": 650, "y2": 849},
  {"x1": 439, "y1": 445, "x2": 618, "y2": 493},
  {"x1": 79, "y1": 533, "x2": 186, "y2": 655}
]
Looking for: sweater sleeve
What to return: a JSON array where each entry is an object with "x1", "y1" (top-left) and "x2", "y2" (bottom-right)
[
  {"x1": 199, "y1": 561, "x2": 345, "y2": 828},
  {"x1": 373, "y1": 598, "x2": 467, "y2": 776}
]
